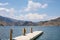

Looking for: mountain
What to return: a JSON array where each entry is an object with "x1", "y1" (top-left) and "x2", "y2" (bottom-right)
[
  {"x1": 0, "y1": 16, "x2": 60, "y2": 26},
  {"x1": 37, "y1": 17, "x2": 60, "y2": 26},
  {"x1": 0, "y1": 16, "x2": 22, "y2": 26},
  {"x1": 0, "y1": 16, "x2": 35, "y2": 26}
]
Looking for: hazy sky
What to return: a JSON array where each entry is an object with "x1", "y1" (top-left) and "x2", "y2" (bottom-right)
[{"x1": 0, "y1": 0, "x2": 60, "y2": 22}]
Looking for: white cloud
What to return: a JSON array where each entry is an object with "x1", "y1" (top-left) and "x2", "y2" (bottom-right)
[
  {"x1": 9, "y1": 8, "x2": 15, "y2": 15},
  {"x1": 0, "y1": 8, "x2": 58, "y2": 22},
  {"x1": 0, "y1": 0, "x2": 48, "y2": 22},
  {"x1": 47, "y1": 16, "x2": 59, "y2": 20},
  {"x1": 0, "y1": 8, "x2": 15, "y2": 18},
  {"x1": 25, "y1": 1, "x2": 41, "y2": 11},
  {"x1": 18, "y1": 0, "x2": 48, "y2": 22},
  {"x1": 22, "y1": 0, "x2": 48, "y2": 12},
  {"x1": 0, "y1": 8, "x2": 15, "y2": 12},
  {"x1": 18, "y1": 13, "x2": 47, "y2": 21},
  {"x1": 0, "y1": 8, "x2": 9, "y2": 12},
  {"x1": 0, "y1": 2, "x2": 8, "y2": 6}
]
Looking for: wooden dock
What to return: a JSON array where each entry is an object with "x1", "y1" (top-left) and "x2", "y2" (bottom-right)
[{"x1": 13, "y1": 31, "x2": 43, "y2": 40}]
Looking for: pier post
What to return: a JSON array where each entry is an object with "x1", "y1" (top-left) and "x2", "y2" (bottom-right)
[
  {"x1": 30, "y1": 27, "x2": 33, "y2": 33},
  {"x1": 23, "y1": 28, "x2": 26, "y2": 36},
  {"x1": 10, "y1": 29, "x2": 13, "y2": 40}
]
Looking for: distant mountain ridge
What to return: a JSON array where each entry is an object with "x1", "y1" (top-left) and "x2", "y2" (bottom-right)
[
  {"x1": 0, "y1": 16, "x2": 22, "y2": 26},
  {"x1": 0, "y1": 16, "x2": 60, "y2": 26},
  {"x1": 0, "y1": 16, "x2": 35, "y2": 26},
  {"x1": 37, "y1": 17, "x2": 60, "y2": 26}
]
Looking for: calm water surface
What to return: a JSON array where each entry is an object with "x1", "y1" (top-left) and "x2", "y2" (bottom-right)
[{"x1": 0, "y1": 26, "x2": 60, "y2": 40}]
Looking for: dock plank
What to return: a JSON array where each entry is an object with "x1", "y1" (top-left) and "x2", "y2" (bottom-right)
[{"x1": 13, "y1": 31, "x2": 43, "y2": 40}]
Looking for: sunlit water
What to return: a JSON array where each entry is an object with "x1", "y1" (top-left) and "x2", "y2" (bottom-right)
[{"x1": 0, "y1": 26, "x2": 60, "y2": 40}]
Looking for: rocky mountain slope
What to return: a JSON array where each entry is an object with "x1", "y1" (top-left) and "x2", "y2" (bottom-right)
[
  {"x1": 0, "y1": 16, "x2": 60, "y2": 26},
  {"x1": 37, "y1": 17, "x2": 60, "y2": 26},
  {"x1": 0, "y1": 16, "x2": 35, "y2": 26}
]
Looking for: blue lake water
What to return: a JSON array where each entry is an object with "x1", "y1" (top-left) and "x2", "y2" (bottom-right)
[{"x1": 0, "y1": 26, "x2": 60, "y2": 40}]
